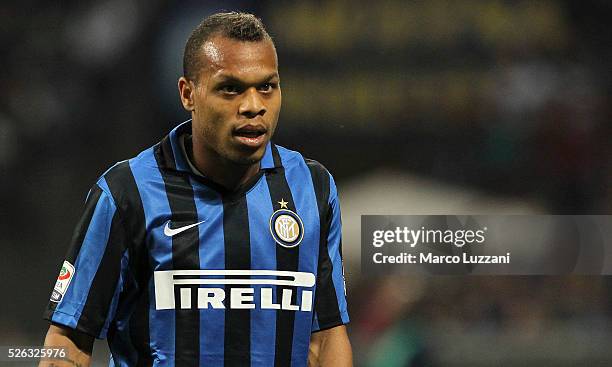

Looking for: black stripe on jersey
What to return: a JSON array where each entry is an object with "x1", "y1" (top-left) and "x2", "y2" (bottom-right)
[
  {"x1": 77, "y1": 210, "x2": 127, "y2": 336},
  {"x1": 154, "y1": 136, "x2": 177, "y2": 171},
  {"x1": 46, "y1": 185, "x2": 104, "y2": 316},
  {"x1": 105, "y1": 162, "x2": 150, "y2": 291},
  {"x1": 130, "y1": 294, "x2": 153, "y2": 367},
  {"x1": 305, "y1": 159, "x2": 342, "y2": 329},
  {"x1": 155, "y1": 156, "x2": 200, "y2": 367},
  {"x1": 222, "y1": 195, "x2": 251, "y2": 367},
  {"x1": 67, "y1": 185, "x2": 104, "y2": 264},
  {"x1": 265, "y1": 152, "x2": 300, "y2": 367},
  {"x1": 105, "y1": 162, "x2": 152, "y2": 366},
  {"x1": 271, "y1": 143, "x2": 283, "y2": 168}
]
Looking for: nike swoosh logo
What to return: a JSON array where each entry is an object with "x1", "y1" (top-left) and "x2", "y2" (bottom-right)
[{"x1": 163, "y1": 220, "x2": 206, "y2": 237}]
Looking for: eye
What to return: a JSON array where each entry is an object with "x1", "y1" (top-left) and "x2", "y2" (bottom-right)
[
  {"x1": 257, "y1": 83, "x2": 277, "y2": 93},
  {"x1": 219, "y1": 84, "x2": 240, "y2": 94}
]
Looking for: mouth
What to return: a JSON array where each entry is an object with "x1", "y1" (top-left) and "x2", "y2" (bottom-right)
[{"x1": 232, "y1": 124, "x2": 268, "y2": 148}]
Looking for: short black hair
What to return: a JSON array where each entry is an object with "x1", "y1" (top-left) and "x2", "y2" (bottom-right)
[{"x1": 183, "y1": 12, "x2": 273, "y2": 82}]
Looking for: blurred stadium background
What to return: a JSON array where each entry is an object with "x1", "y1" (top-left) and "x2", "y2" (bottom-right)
[{"x1": 1, "y1": 0, "x2": 610, "y2": 365}]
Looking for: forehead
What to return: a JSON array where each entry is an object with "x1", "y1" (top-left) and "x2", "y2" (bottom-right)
[{"x1": 198, "y1": 35, "x2": 278, "y2": 81}]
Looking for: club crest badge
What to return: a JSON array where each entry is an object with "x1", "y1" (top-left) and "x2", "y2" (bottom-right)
[{"x1": 269, "y1": 208, "x2": 304, "y2": 248}]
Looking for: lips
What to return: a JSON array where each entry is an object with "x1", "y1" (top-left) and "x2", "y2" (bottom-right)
[{"x1": 233, "y1": 124, "x2": 267, "y2": 148}]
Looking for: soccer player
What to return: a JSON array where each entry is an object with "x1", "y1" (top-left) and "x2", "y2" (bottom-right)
[{"x1": 40, "y1": 12, "x2": 352, "y2": 367}]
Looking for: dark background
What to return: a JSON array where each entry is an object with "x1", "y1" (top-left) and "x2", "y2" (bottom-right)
[{"x1": 1, "y1": 1, "x2": 610, "y2": 365}]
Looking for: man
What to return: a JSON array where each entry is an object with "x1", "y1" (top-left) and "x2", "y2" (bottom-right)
[{"x1": 40, "y1": 12, "x2": 352, "y2": 367}]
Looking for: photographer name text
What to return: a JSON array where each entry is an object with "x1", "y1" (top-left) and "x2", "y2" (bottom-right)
[{"x1": 370, "y1": 226, "x2": 511, "y2": 265}]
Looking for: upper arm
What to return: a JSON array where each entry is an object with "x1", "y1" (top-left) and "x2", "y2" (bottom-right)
[
  {"x1": 310, "y1": 167, "x2": 350, "y2": 332},
  {"x1": 43, "y1": 179, "x2": 131, "y2": 339}
]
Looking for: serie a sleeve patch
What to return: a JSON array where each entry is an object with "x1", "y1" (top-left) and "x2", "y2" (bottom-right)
[{"x1": 50, "y1": 260, "x2": 75, "y2": 303}]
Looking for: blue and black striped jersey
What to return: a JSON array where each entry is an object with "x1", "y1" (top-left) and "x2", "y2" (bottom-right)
[{"x1": 44, "y1": 120, "x2": 349, "y2": 367}]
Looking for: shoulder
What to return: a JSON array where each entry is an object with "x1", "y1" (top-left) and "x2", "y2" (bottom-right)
[
  {"x1": 93, "y1": 146, "x2": 156, "y2": 213},
  {"x1": 273, "y1": 144, "x2": 303, "y2": 167},
  {"x1": 274, "y1": 144, "x2": 330, "y2": 175},
  {"x1": 275, "y1": 144, "x2": 331, "y2": 178},
  {"x1": 97, "y1": 144, "x2": 159, "y2": 187},
  {"x1": 274, "y1": 143, "x2": 336, "y2": 202}
]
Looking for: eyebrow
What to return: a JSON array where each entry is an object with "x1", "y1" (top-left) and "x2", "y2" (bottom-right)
[{"x1": 214, "y1": 72, "x2": 279, "y2": 85}]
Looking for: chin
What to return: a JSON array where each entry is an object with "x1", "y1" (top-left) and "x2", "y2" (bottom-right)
[
  {"x1": 221, "y1": 142, "x2": 267, "y2": 166},
  {"x1": 230, "y1": 151, "x2": 264, "y2": 166}
]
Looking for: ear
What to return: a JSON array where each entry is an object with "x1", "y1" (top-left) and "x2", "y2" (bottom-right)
[{"x1": 178, "y1": 77, "x2": 195, "y2": 111}]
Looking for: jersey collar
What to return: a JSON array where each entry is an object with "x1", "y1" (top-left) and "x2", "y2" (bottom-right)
[{"x1": 160, "y1": 120, "x2": 282, "y2": 174}]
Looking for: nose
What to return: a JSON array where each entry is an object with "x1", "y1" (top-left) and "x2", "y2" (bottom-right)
[{"x1": 239, "y1": 88, "x2": 266, "y2": 118}]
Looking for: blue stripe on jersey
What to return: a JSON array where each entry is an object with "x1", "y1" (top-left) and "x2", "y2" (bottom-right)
[
  {"x1": 327, "y1": 175, "x2": 349, "y2": 323},
  {"x1": 279, "y1": 150, "x2": 321, "y2": 366},
  {"x1": 260, "y1": 142, "x2": 275, "y2": 169},
  {"x1": 245, "y1": 176, "x2": 277, "y2": 366},
  {"x1": 129, "y1": 148, "x2": 176, "y2": 365},
  {"x1": 52, "y1": 177, "x2": 116, "y2": 330},
  {"x1": 191, "y1": 178, "x2": 226, "y2": 365}
]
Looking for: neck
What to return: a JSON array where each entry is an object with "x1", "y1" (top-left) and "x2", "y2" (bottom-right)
[{"x1": 190, "y1": 142, "x2": 260, "y2": 191}]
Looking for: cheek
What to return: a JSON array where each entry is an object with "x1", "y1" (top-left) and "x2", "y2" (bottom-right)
[
  {"x1": 197, "y1": 104, "x2": 234, "y2": 139},
  {"x1": 205, "y1": 98, "x2": 236, "y2": 121}
]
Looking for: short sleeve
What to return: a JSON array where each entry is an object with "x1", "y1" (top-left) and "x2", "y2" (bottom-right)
[
  {"x1": 312, "y1": 173, "x2": 350, "y2": 332},
  {"x1": 43, "y1": 179, "x2": 130, "y2": 339}
]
